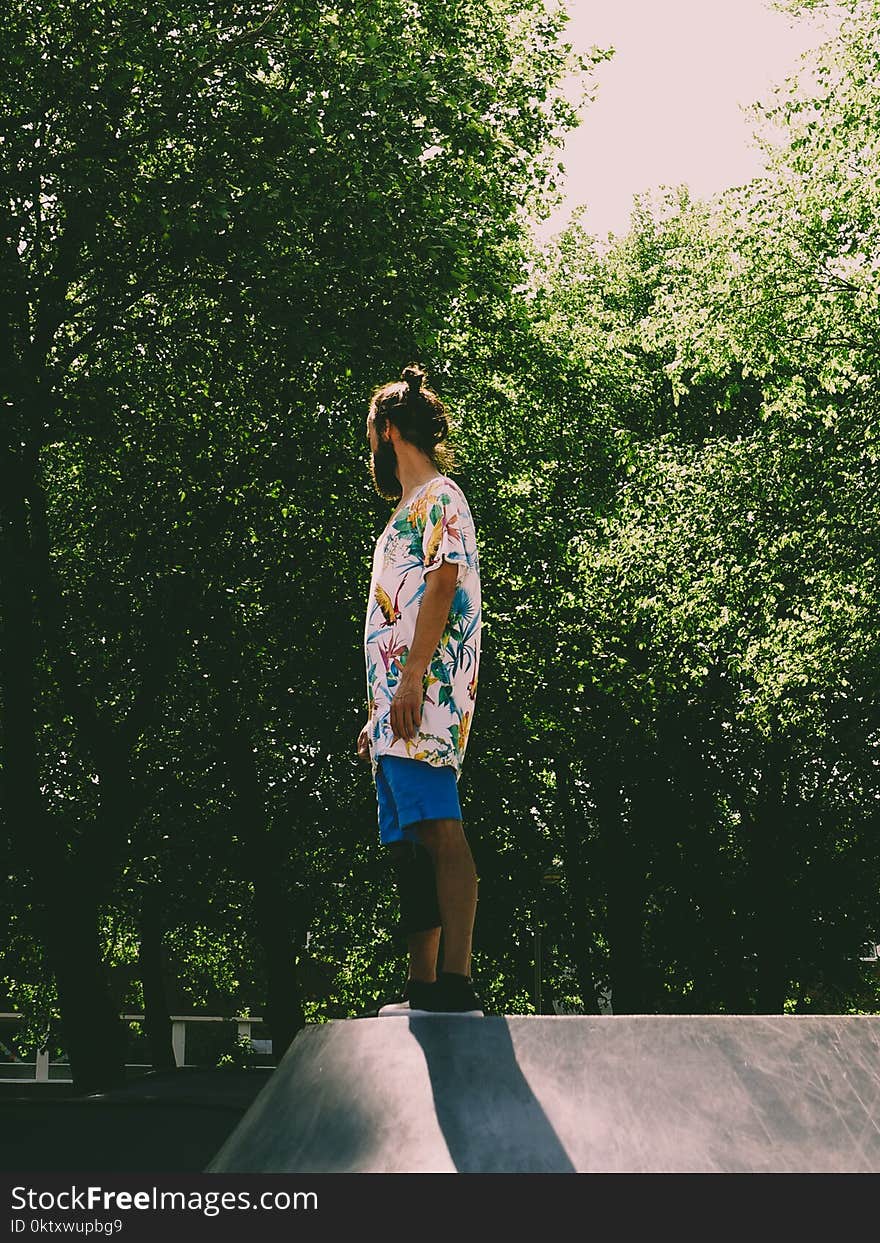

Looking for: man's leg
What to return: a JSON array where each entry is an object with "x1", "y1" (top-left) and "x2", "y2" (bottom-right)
[
  {"x1": 415, "y1": 817, "x2": 478, "y2": 977},
  {"x1": 378, "y1": 761, "x2": 481, "y2": 1014},
  {"x1": 377, "y1": 841, "x2": 441, "y2": 1016},
  {"x1": 407, "y1": 926, "x2": 441, "y2": 982},
  {"x1": 388, "y1": 839, "x2": 442, "y2": 981}
]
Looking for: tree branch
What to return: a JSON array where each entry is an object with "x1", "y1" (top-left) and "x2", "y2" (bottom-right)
[
  {"x1": 193, "y1": 0, "x2": 288, "y2": 78},
  {"x1": 25, "y1": 437, "x2": 206, "y2": 766},
  {"x1": 25, "y1": 434, "x2": 111, "y2": 766}
]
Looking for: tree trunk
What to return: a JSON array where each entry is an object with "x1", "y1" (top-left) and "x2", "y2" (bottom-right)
[
  {"x1": 218, "y1": 702, "x2": 305, "y2": 1059},
  {"x1": 138, "y1": 887, "x2": 176, "y2": 1072},
  {"x1": 41, "y1": 865, "x2": 128, "y2": 1092},
  {"x1": 3, "y1": 454, "x2": 128, "y2": 1092},
  {"x1": 595, "y1": 763, "x2": 648, "y2": 1015},
  {"x1": 686, "y1": 730, "x2": 752, "y2": 1014},
  {"x1": 557, "y1": 759, "x2": 601, "y2": 1013},
  {"x1": 2, "y1": 439, "x2": 128, "y2": 1091},
  {"x1": 23, "y1": 429, "x2": 204, "y2": 1087},
  {"x1": 750, "y1": 747, "x2": 790, "y2": 1014},
  {"x1": 0, "y1": 443, "x2": 44, "y2": 872},
  {"x1": 252, "y1": 848, "x2": 305, "y2": 1056}
]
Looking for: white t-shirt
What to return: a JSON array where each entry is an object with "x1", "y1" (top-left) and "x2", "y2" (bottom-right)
[{"x1": 364, "y1": 475, "x2": 481, "y2": 778}]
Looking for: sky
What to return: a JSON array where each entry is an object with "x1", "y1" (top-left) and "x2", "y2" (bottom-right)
[{"x1": 535, "y1": 0, "x2": 840, "y2": 241}]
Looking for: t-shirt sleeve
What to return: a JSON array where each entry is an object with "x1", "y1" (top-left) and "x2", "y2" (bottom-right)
[{"x1": 421, "y1": 485, "x2": 474, "y2": 581}]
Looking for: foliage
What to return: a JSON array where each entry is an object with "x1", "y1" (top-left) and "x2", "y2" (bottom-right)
[{"x1": 2, "y1": 0, "x2": 879, "y2": 1081}]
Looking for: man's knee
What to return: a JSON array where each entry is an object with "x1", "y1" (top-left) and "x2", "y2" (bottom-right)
[
  {"x1": 415, "y1": 817, "x2": 466, "y2": 857},
  {"x1": 387, "y1": 840, "x2": 442, "y2": 935}
]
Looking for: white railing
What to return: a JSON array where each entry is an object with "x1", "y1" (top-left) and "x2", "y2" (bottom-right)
[{"x1": 0, "y1": 1013, "x2": 268, "y2": 1083}]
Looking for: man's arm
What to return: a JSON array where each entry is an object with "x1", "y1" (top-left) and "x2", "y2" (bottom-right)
[{"x1": 390, "y1": 559, "x2": 458, "y2": 742}]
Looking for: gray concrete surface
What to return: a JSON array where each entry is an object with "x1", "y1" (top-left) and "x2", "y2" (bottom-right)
[{"x1": 206, "y1": 1014, "x2": 880, "y2": 1173}]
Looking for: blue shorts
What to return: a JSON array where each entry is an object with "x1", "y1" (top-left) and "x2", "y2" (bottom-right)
[{"x1": 375, "y1": 755, "x2": 462, "y2": 845}]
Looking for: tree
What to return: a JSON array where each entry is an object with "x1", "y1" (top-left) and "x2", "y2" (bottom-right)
[
  {"x1": 523, "y1": 0, "x2": 880, "y2": 1012},
  {"x1": 1, "y1": 0, "x2": 598, "y2": 1085}
]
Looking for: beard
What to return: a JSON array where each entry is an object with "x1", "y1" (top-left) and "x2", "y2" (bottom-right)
[{"x1": 369, "y1": 437, "x2": 402, "y2": 501}]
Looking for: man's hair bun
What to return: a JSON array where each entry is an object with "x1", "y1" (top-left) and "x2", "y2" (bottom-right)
[
  {"x1": 401, "y1": 363, "x2": 426, "y2": 394},
  {"x1": 369, "y1": 361, "x2": 455, "y2": 474}
]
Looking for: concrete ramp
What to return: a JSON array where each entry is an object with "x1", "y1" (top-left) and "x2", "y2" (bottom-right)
[{"x1": 207, "y1": 1015, "x2": 880, "y2": 1173}]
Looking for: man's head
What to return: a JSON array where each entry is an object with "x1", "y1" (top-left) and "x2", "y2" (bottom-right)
[{"x1": 366, "y1": 363, "x2": 454, "y2": 500}]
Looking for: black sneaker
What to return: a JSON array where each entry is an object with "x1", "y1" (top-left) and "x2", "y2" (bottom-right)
[
  {"x1": 377, "y1": 978, "x2": 435, "y2": 1017},
  {"x1": 410, "y1": 972, "x2": 484, "y2": 1017}
]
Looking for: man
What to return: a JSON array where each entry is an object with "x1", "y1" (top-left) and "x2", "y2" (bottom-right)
[{"x1": 357, "y1": 363, "x2": 483, "y2": 1017}]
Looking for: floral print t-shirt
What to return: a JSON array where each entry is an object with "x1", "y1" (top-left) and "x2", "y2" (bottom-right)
[{"x1": 364, "y1": 475, "x2": 481, "y2": 779}]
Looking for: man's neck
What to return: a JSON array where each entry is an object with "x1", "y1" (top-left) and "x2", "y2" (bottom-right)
[{"x1": 395, "y1": 451, "x2": 441, "y2": 504}]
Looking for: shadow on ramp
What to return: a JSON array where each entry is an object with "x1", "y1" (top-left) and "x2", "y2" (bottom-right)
[
  {"x1": 408, "y1": 1016, "x2": 576, "y2": 1172},
  {"x1": 206, "y1": 1016, "x2": 571, "y2": 1172}
]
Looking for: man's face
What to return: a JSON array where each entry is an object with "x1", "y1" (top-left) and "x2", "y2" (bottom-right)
[{"x1": 367, "y1": 413, "x2": 401, "y2": 500}]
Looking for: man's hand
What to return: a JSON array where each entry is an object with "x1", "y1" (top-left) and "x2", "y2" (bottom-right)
[
  {"x1": 390, "y1": 671, "x2": 424, "y2": 743},
  {"x1": 356, "y1": 722, "x2": 371, "y2": 763}
]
